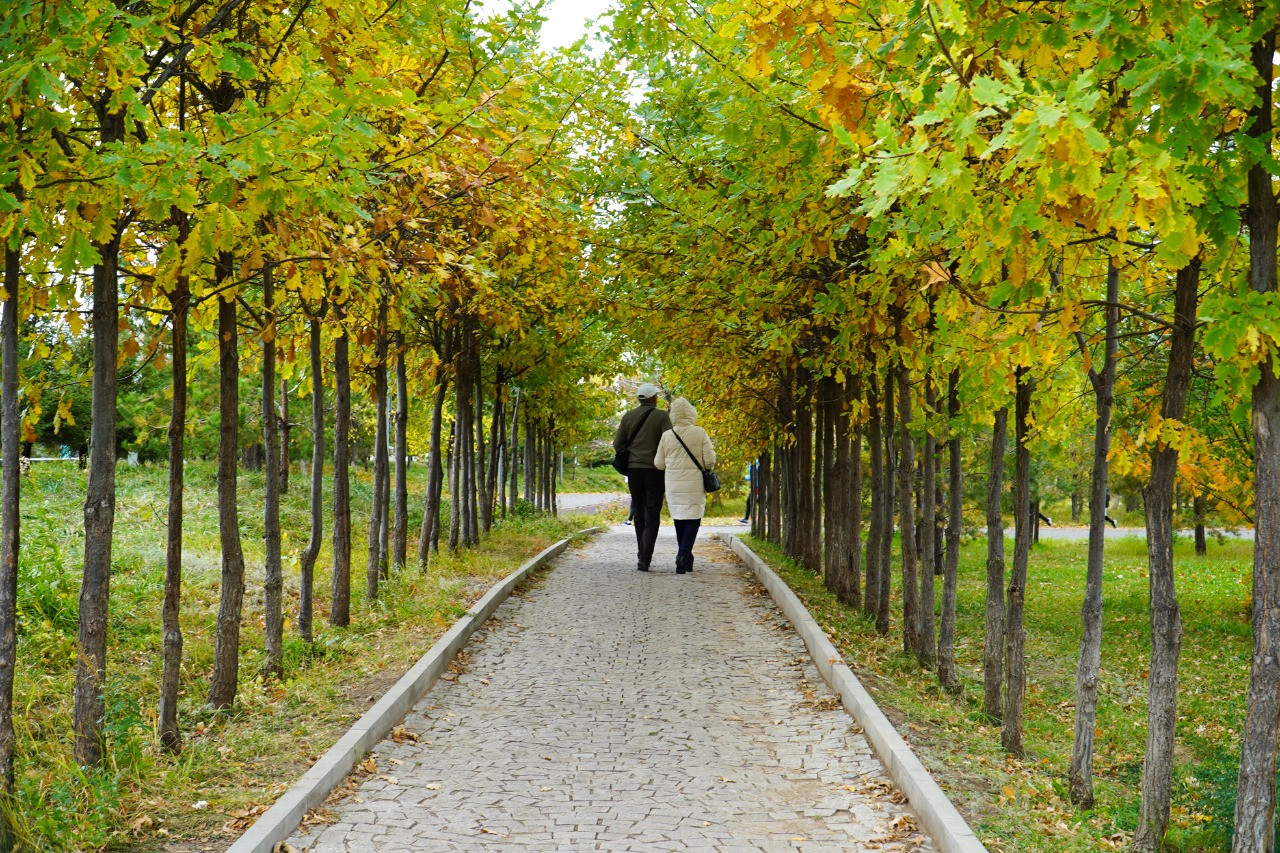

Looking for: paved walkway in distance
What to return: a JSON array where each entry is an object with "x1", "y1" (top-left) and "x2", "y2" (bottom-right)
[{"x1": 285, "y1": 529, "x2": 933, "y2": 852}]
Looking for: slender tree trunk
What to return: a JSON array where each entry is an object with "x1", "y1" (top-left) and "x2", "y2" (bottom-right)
[
  {"x1": 938, "y1": 370, "x2": 962, "y2": 695},
  {"x1": 209, "y1": 283, "x2": 246, "y2": 709},
  {"x1": 157, "y1": 210, "x2": 188, "y2": 753},
  {"x1": 523, "y1": 408, "x2": 534, "y2": 503},
  {"x1": 766, "y1": 442, "x2": 781, "y2": 544},
  {"x1": 1002, "y1": 370, "x2": 1033, "y2": 756},
  {"x1": 485, "y1": 388, "x2": 503, "y2": 530},
  {"x1": 393, "y1": 347, "x2": 408, "y2": 572},
  {"x1": 865, "y1": 370, "x2": 884, "y2": 621},
  {"x1": 507, "y1": 388, "x2": 521, "y2": 516},
  {"x1": 898, "y1": 366, "x2": 919, "y2": 656},
  {"x1": 1193, "y1": 495, "x2": 1207, "y2": 556},
  {"x1": 984, "y1": 408, "x2": 1008, "y2": 720},
  {"x1": 1235, "y1": 27, "x2": 1280, "y2": 852},
  {"x1": 449, "y1": 419, "x2": 462, "y2": 551},
  {"x1": 330, "y1": 320, "x2": 352, "y2": 627},
  {"x1": 847, "y1": 379, "x2": 864, "y2": 609},
  {"x1": 367, "y1": 299, "x2": 389, "y2": 600},
  {"x1": 821, "y1": 377, "x2": 838, "y2": 593},
  {"x1": 279, "y1": 376, "x2": 289, "y2": 496},
  {"x1": 919, "y1": 377, "x2": 938, "y2": 669},
  {"x1": 74, "y1": 105, "x2": 124, "y2": 769},
  {"x1": 299, "y1": 312, "x2": 324, "y2": 644},
  {"x1": 475, "y1": 369, "x2": 488, "y2": 533},
  {"x1": 418, "y1": 370, "x2": 449, "y2": 562},
  {"x1": 877, "y1": 368, "x2": 895, "y2": 636},
  {"x1": 0, "y1": 201, "x2": 22, "y2": 780},
  {"x1": 1069, "y1": 258, "x2": 1120, "y2": 807},
  {"x1": 262, "y1": 266, "x2": 283, "y2": 680},
  {"x1": 1135, "y1": 258, "x2": 1200, "y2": 849}
]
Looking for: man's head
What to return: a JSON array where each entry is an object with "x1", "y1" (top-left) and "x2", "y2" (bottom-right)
[{"x1": 636, "y1": 383, "x2": 660, "y2": 406}]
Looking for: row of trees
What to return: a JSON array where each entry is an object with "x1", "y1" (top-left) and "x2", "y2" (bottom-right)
[
  {"x1": 0, "y1": 0, "x2": 621, "y2": 813},
  {"x1": 594, "y1": 0, "x2": 1279, "y2": 849}
]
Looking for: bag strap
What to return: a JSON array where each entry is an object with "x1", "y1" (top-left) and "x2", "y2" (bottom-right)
[
  {"x1": 623, "y1": 406, "x2": 656, "y2": 451},
  {"x1": 670, "y1": 428, "x2": 707, "y2": 473}
]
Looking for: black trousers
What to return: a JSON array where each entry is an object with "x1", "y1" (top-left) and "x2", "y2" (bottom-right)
[
  {"x1": 674, "y1": 518, "x2": 701, "y2": 567},
  {"x1": 627, "y1": 468, "x2": 665, "y2": 564}
]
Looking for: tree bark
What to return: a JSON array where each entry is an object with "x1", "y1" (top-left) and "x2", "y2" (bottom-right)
[
  {"x1": 262, "y1": 265, "x2": 283, "y2": 680},
  {"x1": 898, "y1": 366, "x2": 919, "y2": 657},
  {"x1": 1193, "y1": 494, "x2": 1207, "y2": 556},
  {"x1": 865, "y1": 370, "x2": 884, "y2": 621},
  {"x1": 1234, "y1": 26, "x2": 1280, "y2": 852},
  {"x1": 919, "y1": 377, "x2": 938, "y2": 669},
  {"x1": 1069, "y1": 258, "x2": 1120, "y2": 807},
  {"x1": 984, "y1": 408, "x2": 1008, "y2": 720},
  {"x1": 157, "y1": 208, "x2": 188, "y2": 753},
  {"x1": 367, "y1": 298, "x2": 390, "y2": 600},
  {"x1": 393, "y1": 346, "x2": 408, "y2": 572},
  {"x1": 821, "y1": 377, "x2": 839, "y2": 594},
  {"x1": 209, "y1": 282, "x2": 246, "y2": 709},
  {"x1": 1002, "y1": 371, "x2": 1032, "y2": 756},
  {"x1": 0, "y1": 198, "x2": 22, "y2": 780},
  {"x1": 877, "y1": 368, "x2": 895, "y2": 636},
  {"x1": 74, "y1": 102, "x2": 124, "y2": 770},
  {"x1": 448, "y1": 418, "x2": 462, "y2": 550},
  {"x1": 938, "y1": 370, "x2": 962, "y2": 695},
  {"x1": 1135, "y1": 258, "x2": 1200, "y2": 849},
  {"x1": 418, "y1": 369, "x2": 449, "y2": 563},
  {"x1": 330, "y1": 319, "x2": 351, "y2": 627},
  {"x1": 298, "y1": 312, "x2": 324, "y2": 644},
  {"x1": 279, "y1": 376, "x2": 289, "y2": 496}
]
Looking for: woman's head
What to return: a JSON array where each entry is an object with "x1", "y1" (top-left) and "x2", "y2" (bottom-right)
[{"x1": 670, "y1": 397, "x2": 697, "y2": 427}]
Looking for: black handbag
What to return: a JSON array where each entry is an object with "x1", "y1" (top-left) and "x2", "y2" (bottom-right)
[
  {"x1": 670, "y1": 428, "x2": 720, "y2": 492},
  {"x1": 612, "y1": 407, "x2": 655, "y2": 474}
]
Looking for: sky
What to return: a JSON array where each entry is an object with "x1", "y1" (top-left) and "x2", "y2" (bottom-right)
[{"x1": 481, "y1": 0, "x2": 611, "y2": 52}]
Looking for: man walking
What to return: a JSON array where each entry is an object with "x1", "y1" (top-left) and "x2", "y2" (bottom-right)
[{"x1": 614, "y1": 383, "x2": 671, "y2": 571}]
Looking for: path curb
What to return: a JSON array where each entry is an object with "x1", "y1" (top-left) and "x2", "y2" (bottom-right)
[
  {"x1": 227, "y1": 527, "x2": 603, "y2": 853},
  {"x1": 726, "y1": 534, "x2": 989, "y2": 853}
]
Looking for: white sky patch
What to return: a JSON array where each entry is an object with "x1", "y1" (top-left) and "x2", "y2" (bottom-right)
[{"x1": 478, "y1": 0, "x2": 612, "y2": 52}]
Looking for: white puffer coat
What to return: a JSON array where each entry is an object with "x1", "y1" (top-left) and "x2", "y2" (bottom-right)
[{"x1": 654, "y1": 398, "x2": 716, "y2": 520}]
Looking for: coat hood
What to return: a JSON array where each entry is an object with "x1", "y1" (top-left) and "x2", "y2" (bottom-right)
[{"x1": 670, "y1": 397, "x2": 697, "y2": 428}]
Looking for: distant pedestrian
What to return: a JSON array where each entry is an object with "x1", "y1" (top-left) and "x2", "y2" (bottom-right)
[
  {"x1": 655, "y1": 397, "x2": 716, "y2": 574},
  {"x1": 740, "y1": 466, "x2": 753, "y2": 525},
  {"x1": 614, "y1": 383, "x2": 672, "y2": 571}
]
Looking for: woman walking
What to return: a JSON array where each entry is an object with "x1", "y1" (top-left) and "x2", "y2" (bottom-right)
[{"x1": 655, "y1": 398, "x2": 716, "y2": 574}]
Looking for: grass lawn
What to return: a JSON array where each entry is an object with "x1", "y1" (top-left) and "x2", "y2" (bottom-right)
[
  {"x1": 7, "y1": 460, "x2": 601, "y2": 851},
  {"x1": 744, "y1": 533, "x2": 1254, "y2": 852}
]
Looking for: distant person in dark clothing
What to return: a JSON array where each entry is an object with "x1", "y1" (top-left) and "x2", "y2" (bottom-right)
[{"x1": 614, "y1": 383, "x2": 672, "y2": 571}]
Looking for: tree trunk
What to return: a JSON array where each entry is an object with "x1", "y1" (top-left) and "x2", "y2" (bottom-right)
[
  {"x1": 1069, "y1": 258, "x2": 1120, "y2": 807},
  {"x1": 0, "y1": 202, "x2": 22, "y2": 780},
  {"x1": 298, "y1": 312, "x2": 324, "y2": 644},
  {"x1": 209, "y1": 283, "x2": 246, "y2": 709},
  {"x1": 1135, "y1": 257, "x2": 1200, "y2": 849},
  {"x1": 1002, "y1": 370, "x2": 1033, "y2": 756},
  {"x1": 74, "y1": 105, "x2": 124, "y2": 770},
  {"x1": 418, "y1": 370, "x2": 449, "y2": 563},
  {"x1": 330, "y1": 320, "x2": 352, "y2": 627},
  {"x1": 523, "y1": 408, "x2": 534, "y2": 503},
  {"x1": 448, "y1": 419, "x2": 462, "y2": 551},
  {"x1": 984, "y1": 407, "x2": 1008, "y2": 720},
  {"x1": 821, "y1": 377, "x2": 839, "y2": 594},
  {"x1": 766, "y1": 441, "x2": 781, "y2": 544},
  {"x1": 475, "y1": 368, "x2": 489, "y2": 533},
  {"x1": 1193, "y1": 494, "x2": 1206, "y2": 556},
  {"x1": 262, "y1": 265, "x2": 283, "y2": 680},
  {"x1": 919, "y1": 377, "x2": 938, "y2": 669},
  {"x1": 157, "y1": 209, "x2": 188, "y2": 753},
  {"x1": 1235, "y1": 27, "x2": 1280, "y2": 852},
  {"x1": 938, "y1": 370, "x2": 962, "y2": 695},
  {"x1": 393, "y1": 347, "x2": 408, "y2": 572},
  {"x1": 877, "y1": 368, "x2": 895, "y2": 636},
  {"x1": 367, "y1": 299, "x2": 389, "y2": 600},
  {"x1": 898, "y1": 366, "x2": 919, "y2": 657},
  {"x1": 279, "y1": 376, "x2": 289, "y2": 496},
  {"x1": 865, "y1": 370, "x2": 884, "y2": 621},
  {"x1": 506, "y1": 387, "x2": 521, "y2": 516}
]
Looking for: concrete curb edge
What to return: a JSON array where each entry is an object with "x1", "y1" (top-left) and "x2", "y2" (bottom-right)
[
  {"x1": 227, "y1": 526, "x2": 604, "y2": 853},
  {"x1": 726, "y1": 534, "x2": 988, "y2": 853}
]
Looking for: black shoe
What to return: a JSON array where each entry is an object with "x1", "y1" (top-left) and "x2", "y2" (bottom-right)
[{"x1": 637, "y1": 561, "x2": 649, "y2": 572}]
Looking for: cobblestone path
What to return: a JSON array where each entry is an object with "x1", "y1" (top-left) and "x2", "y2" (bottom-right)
[{"x1": 285, "y1": 529, "x2": 933, "y2": 852}]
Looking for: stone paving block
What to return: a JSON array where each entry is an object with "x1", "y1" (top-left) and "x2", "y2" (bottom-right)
[{"x1": 285, "y1": 530, "x2": 933, "y2": 852}]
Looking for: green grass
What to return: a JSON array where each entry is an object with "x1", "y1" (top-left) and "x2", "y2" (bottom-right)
[
  {"x1": 744, "y1": 533, "x2": 1253, "y2": 852},
  {"x1": 4, "y1": 461, "x2": 599, "y2": 851},
  {"x1": 558, "y1": 463, "x2": 627, "y2": 493}
]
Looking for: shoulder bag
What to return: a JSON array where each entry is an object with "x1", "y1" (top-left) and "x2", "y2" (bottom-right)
[
  {"x1": 670, "y1": 428, "x2": 721, "y2": 492},
  {"x1": 612, "y1": 407, "x2": 655, "y2": 474}
]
